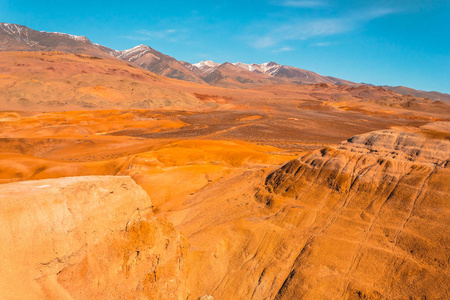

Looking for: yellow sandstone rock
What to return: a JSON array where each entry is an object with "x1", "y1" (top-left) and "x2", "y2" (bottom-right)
[{"x1": 0, "y1": 176, "x2": 188, "y2": 300}]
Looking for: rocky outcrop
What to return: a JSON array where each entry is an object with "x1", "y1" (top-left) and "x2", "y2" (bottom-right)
[
  {"x1": 0, "y1": 176, "x2": 188, "y2": 300},
  {"x1": 260, "y1": 126, "x2": 450, "y2": 299},
  {"x1": 170, "y1": 125, "x2": 449, "y2": 299}
]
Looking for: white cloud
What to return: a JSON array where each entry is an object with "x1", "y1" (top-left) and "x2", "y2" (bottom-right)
[
  {"x1": 197, "y1": 53, "x2": 213, "y2": 60},
  {"x1": 250, "y1": 7, "x2": 398, "y2": 48},
  {"x1": 136, "y1": 29, "x2": 177, "y2": 38},
  {"x1": 312, "y1": 41, "x2": 335, "y2": 46},
  {"x1": 120, "y1": 29, "x2": 181, "y2": 41},
  {"x1": 253, "y1": 36, "x2": 277, "y2": 48},
  {"x1": 119, "y1": 35, "x2": 151, "y2": 41},
  {"x1": 278, "y1": 0, "x2": 327, "y2": 8},
  {"x1": 273, "y1": 46, "x2": 295, "y2": 52},
  {"x1": 252, "y1": 18, "x2": 348, "y2": 48}
]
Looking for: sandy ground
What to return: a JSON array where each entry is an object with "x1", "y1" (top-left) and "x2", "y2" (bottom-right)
[{"x1": 1, "y1": 51, "x2": 449, "y2": 299}]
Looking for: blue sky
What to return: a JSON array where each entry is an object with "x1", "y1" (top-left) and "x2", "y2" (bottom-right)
[{"x1": 1, "y1": 0, "x2": 449, "y2": 93}]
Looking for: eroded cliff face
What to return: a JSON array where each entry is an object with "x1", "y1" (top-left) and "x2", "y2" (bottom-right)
[
  {"x1": 0, "y1": 176, "x2": 188, "y2": 300},
  {"x1": 262, "y1": 126, "x2": 450, "y2": 299},
  {"x1": 167, "y1": 124, "x2": 449, "y2": 300}
]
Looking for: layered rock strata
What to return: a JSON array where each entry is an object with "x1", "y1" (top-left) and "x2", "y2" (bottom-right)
[
  {"x1": 262, "y1": 127, "x2": 450, "y2": 299},
  {"x1": 175, "y1": 125, "x2": 449, "y2": 299}
]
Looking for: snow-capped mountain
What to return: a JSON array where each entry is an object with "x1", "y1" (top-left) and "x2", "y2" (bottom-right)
[
  {"x1": 112, "y1": 44, "x2": 202, "y2": 83},
  {"x1": 185, "y1": 61, "x2": 288, "y2": 78},
  {"x1": 0, "y1": 23, "x2": 89, "y2": 43},
  {"x1": 0, "y1": 22, "x2": 355, "y2": 87},
  {"x1": 0, "y1": 22, "x2": 101, "y2": 54},
  {"x1": 0, "y1": 22, "x2": 360, "y2": 89},
  {"x1": 1, "y1": 23, "x2": 445, "y2": 99},
  {"x1": 0, "y1": 23, "x2": 203, "y2": 83},
  {"x1": 193, "y1": 60, "x2": 221, "y2": 69},
  {"x1": 181, "y1": 60, "x2": 221, "y2": 77},
  {"x1": 116, "y1": 44, "x2": 155, "y2": 61},
  {"x1": 181, "y1": 60, "x2": 357, "y2": 87},
  {"x1": 232, "y1": 61, "x2": 280, "y2": 74}
]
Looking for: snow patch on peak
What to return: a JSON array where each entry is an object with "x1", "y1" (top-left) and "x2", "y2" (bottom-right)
[
  {"x1": 193, "y1": 60, "x2": 221, "y2": 68},
  {"x1": 0, "y1": 22, "x2": 91, "y2": 48},
  {"x1": 188, "y1": 60, "x2": 285, "y2": 77},
  {"x1": 261, "y1": 61, "x2": 280, "y2": 68},
  {"x1": 133, "y1": 44, "x2": 151, "y2": 49},
  {"x1": 0, "y1": 23, "x2": 28, "y2": 36},
  {"x1": 0, "y1": 23, "x2": 89, "y2": 42},
  {"x1": 120, "y1": 44, "x2": 151, "y2": 53},
  {"x1": 191, "y1": 61, "x2": 221, "y2": 76},
  {"x1": 0, "y1": 23, "x2": 24, "y2": 30},
  {"x1": 45, "y1": 32, "x2": 89, "y2": 41},
  {"x1": 260, "y1": 62, "x2": 281, "y2": 74},
  {"x1": 116, "y1": 44, "x2": 158, "y2": 61},
  {"x1": 232, "y1": 62, "x2": 264, "y2": 73},
  {"x1": 231, "y1": 61, "x2": 282, "y2": 74}
]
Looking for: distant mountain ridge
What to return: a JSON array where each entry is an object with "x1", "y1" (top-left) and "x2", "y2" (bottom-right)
[
  {"x1": 0, "y1": 22, "x2": 357, "y2": 87},
  {"x1": 381, "y1": 86, "x2": 450, "y2": 103},
  {"x1": 113, "y1": 44, "x2": 202, "y2": 83},
  {"x1": 181, "y1": 60, "x2": 357, "y2": 88},
  {"x1": 0, "y1": 23, "x2": 203, "y2": 83},
  {"x1": 0, "y1": 23, "x2": 106, "y2": 56},
  {"x1": 1, "y1": 22, "x2": 448, "y2": 101}
]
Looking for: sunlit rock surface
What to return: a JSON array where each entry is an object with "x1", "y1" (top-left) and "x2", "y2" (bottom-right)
[
  {"x1": 0, "y1": 176, "x2": 188, "y2": 300},
  {"x1": 172, "y1": 126, "x2": 449, "y2": 299}
]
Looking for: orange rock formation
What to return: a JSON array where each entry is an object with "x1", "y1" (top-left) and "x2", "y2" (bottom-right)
[
  {"x1": 0, "y1": 176, "x2": 188, "y2": 300},
  {"x1": 172, "y1": 125, "x2": 450, "y2": 299}
]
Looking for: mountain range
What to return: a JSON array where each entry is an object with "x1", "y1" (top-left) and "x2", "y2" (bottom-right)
[{"x1": 1, "y1": 22, "x2": 448, "y2": 102}]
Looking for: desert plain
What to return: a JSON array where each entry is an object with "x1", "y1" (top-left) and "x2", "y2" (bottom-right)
[{"x1": 0, "y1": 49, "x2": 449, "y2": 300}]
